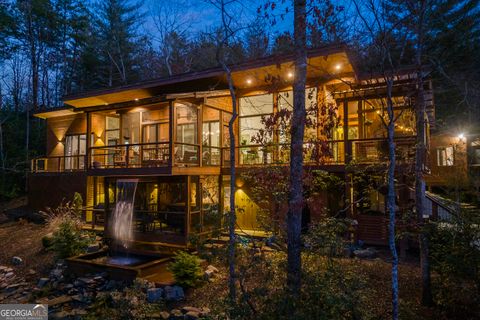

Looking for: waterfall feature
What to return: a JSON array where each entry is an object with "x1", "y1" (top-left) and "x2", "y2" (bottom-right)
[{"x1": 111, "y1": 179, "x2": 139, "y2": 249}]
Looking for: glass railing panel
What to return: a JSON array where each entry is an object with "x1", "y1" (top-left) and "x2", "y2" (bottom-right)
[
  {"x1": 202, "y1": 146, "x2": 222, "y2": 166},
  {"x1": 174, "y1": 143, "x2": 200, "y2": 165}
]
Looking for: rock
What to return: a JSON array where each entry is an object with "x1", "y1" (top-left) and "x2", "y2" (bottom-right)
[
  {"x1": 37, "y1": 278, "x2": 49, "y2": 288},
  {"x1": 47, "y1": 295, "x2": 72, "y2": 306},
  {"x1": 11, "y1": 256, "x2": 23, "y2": 265},
  {"x1": 5, "y1": 272, "x2": 14, "y2": 278},
  {"x1": 204, "y1": 269, "x2": 215, "y2": 280},
  {"x1": 164, "y1": 285, "x2": 184, "y2": 301},
  {"x1": 182, "y1": 306, "x2": 202, "y2": 314},
  {"x1": 158, "y1": 311, "x2": 170, "y2": 319},
  {"x1": 185, "y1": 311, "x2": 200, "y2": 319},
  {"x1": 87, "y1": 243, "x2": 101, "y2": 253},
  {"x1": 206, "y1": 265, "x2": 218, "y2": 273},
  {"x1": 353, "y1": 247, "x2": 377, "y2": 259},
  {"x1": 50, "y1": 268, "x2": 63, "y2": 279},
  {"x1": 200, "y1": 307, "x2": 211, "y2": 317},
  {"x1": 170, "y1": 309, "x2": 183, "y2": 319},
  {"x1": 147, "y1": 287, "x2": 164, "y2": 303},
  {"x1": 78, "y1": 277, "x2": 94, "y2": 285}
]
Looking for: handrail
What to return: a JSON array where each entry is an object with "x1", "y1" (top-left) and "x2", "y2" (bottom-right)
[
  {"x1": 31, "y1": 154, "x2": 86, "y2": 172},
  {"x1": 32, "y1": 137, "x2": 417, "y2": 172}
]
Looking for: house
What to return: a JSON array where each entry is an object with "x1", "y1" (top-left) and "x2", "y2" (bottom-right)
[
  {"x1": 425, "y1": 130, "x2": 480, "y2": 213},
  {"x1": 28, "y1": 45, "x2": 434, "y2": 249}
]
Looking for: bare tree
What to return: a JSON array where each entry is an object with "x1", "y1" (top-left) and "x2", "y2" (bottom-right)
[
  {"x1": 286, "y1": 0, "x2": 307, "y2": 300},
  {"x1": 353, "y1": 1, "x2": 409, "y2": 318},
  {"x1": 150, "y1": 0, "x2": 194, "y2": 76},
  {"x1": 206, "y1": 0, "x2": 249, "y2": 304}
]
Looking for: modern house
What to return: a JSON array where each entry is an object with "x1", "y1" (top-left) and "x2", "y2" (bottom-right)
[{"x1": 28, "y1": 45, "x2": 435, "y2": 249}]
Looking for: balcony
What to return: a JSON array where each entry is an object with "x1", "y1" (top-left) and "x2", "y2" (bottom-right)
[{"x1": 31, "y1": 137, "x2": 416, "y2": 173}]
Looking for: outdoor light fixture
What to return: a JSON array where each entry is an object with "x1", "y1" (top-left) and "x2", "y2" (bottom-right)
[
  {"x1": 287, "y1": 72, "x2": 293, "y2": 78},
  {"x1": 335, "y1": 64, "x2": 342, "y2": 71},
  {"x1": 458, "y1": 133, "x2": 466, "y2": 142},
  {"x1": 134, "y1": 98, "x2": 139, "y2": 101},
  {"x1": 246, "y1": 79, "x2": 252, "y2": 84}
]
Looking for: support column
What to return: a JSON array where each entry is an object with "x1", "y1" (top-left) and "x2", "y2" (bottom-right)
[
  {"x1": 86, "y1": 112, "x2": 91, "y2": 169},
  {"x1": 169, "y1": 101, "x2": 175, "y2": 167}
]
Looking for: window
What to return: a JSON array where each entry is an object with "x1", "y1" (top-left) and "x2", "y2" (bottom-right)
[
  {"x1": 437, "y1": 146, "x2": 454, "y2": 166},
  {"x1": 175, "y1": 103, "x2": 199, "y2": 164},
  {"x1": 239, "y1": 94, "x2": 273, "y2": 145},
  {"x1": 143, "y1": 123, "x2": 169, "y2": 143},
  {"x1": 122, "y1": 112, "x2": 140, "y2": 144},
  {"x1": 65, "y1": 134, "x2": 86, "y2": 170},
  {"x1": 105, "y1": 116, "x2": 120, "y2": 146},
  {"x1": 278, "y1": 88, "x2": 318, "y2": 141}
]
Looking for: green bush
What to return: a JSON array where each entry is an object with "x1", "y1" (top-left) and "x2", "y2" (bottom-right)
[
  {"x1": 169, "y1": 251, "x2": 203, "y2": 288},
  {"x1": 429, "y1": 213, "x2": 480, "y2": 318},
  {"x1": 51, "y1": 218, "x2": 93, "y2": 258},
  {"x1": 41, "y1": 233, "x2": 54, "y2": 249},
  {"x1": 72, "y1": 192, "x2": 83, "y2": 217}
]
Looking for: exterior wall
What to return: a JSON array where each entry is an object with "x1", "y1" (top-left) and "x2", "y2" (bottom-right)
[
  {"x1": 427, "y1": 133, "x2": 468, "y2": 187},
  {"x1": 28, "y1": 172, "x2": 87, "y2": 211},
  {"x1": 46, "y1": 113, "x2": 87, "y2": 157}
]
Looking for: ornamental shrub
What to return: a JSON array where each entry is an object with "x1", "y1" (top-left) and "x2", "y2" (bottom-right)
[
  {"x1": 51, "y1": 217, "x2": 93, "y2": 258},
  {"x1": 169, "y1": 251, "x2": 203, "y2": 288}
]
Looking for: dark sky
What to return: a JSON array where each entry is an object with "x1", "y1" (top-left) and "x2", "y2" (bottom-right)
[{"x1": 142, "y1": 0, "x2": 293, "y2": 39}]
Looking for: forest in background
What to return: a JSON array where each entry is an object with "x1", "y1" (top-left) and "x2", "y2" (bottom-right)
[{"x1": 0, "y1": 0, "x2": 479, "y2": 200}]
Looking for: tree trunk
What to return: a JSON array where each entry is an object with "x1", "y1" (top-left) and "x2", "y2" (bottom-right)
[
  {"x1": 415, "y1": 59, "x2": 433, "y2": 307},
  {"x1": 414, "y1": 0, "x2": 433, "y2": 306},
  {"x1": 225, "y1": 64, "x2": 238, "y2": 302},
  {"x1": 386, "y1": 79, "x2": 399, "y2": 320},
  {"x1": 287, "y1": 0, "x2": 307, "y2": 299},
  {"x1": 216, "y1": 0, "x2": 239, "y2": 303}
]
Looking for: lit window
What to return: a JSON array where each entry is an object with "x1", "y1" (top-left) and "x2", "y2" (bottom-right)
[{"x1": 437, "y1": 146, "x2": 454, "y2": 166}]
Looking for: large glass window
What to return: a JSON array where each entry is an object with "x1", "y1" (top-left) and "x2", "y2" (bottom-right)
[
  {"x1": 142, "y1": 105, "x2": 170, "y2": 144},
  {"x1": 122, "y1": 112, "x2": 140, "y2": 144},
  {"x1": 65, "y1": 134, "x2": 86, "y2": 170},
  {"x1": 278, "y1": 88, "x2": 318, "y2": 141},
  {"x1": 437, "y1": 146, "x2": 454, "y2": 166},
  {"x1": 175, "y1": 103, "x2": 199, "y2": 164},
  {"x1": 106, "y1": 116, "x2": 120, "y2": 146},
  {"x1": 239, "y1": 94, "x2": 273, "y2": 145},
  {"x1": 202, "y1": 107, "x2": 221, "y2": 166}
]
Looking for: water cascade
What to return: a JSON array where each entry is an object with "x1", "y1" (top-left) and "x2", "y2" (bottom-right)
[{"x1": 111, "y1": 179, "x2": 139, "y2": 249}]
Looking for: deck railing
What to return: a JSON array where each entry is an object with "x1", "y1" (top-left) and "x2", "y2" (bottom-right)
[
  {"x1": 90, "y1": 142, "x2": 170, "y2": 169},
  {"x1": 31, "y1": 155, "x2": 86, "y2": 172},
  {"x1": 31, "y1": 137, "x2": 416, "y2": 172}
]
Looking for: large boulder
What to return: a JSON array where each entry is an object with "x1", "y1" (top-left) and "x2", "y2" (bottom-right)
[
  {"x1": 147, "y1": 287, "x2": 164, "y2": 303},
  {"x1": 11, "y1": 256, "x2": 23, "y2": 265},
  {"x1": 353, "y1": 247, "x2": 377, "y2": 259},
  {"x1": 164, "y1": 285, "x2": 184, "y2": 301}
]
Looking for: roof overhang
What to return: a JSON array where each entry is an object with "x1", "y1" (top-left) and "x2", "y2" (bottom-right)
[
  {"x1": 34, "y1": 107, "x2": 77, "y2": 119},
  {"x1": 61, "y1": 44, "x2": 356, "y2": 109}
]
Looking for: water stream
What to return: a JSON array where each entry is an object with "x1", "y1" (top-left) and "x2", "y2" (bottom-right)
[{"x1": 111, "y1": 179, "x2": 139, "y2": 249}]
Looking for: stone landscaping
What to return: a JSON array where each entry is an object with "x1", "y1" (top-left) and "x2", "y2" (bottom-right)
[{"x1": 0, "y1": 259, "x2": 218, "y2": 319}]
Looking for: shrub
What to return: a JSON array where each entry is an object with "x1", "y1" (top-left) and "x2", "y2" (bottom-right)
[
  {"x1": 429, "y1": 212, "x2": 480, "y2": 318},
  {"x1": 72, "y1": 192, "x2": 83, "y2": 217},
  {"x1": 41, "y1": 233, "x2": 54, "y2": 249},
  {"x1": 169, "y1": 251, "x2": 203, "y2": 288},
  {"x1": 51, "y1": 218, "x2": 93, "y2": 258}
]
